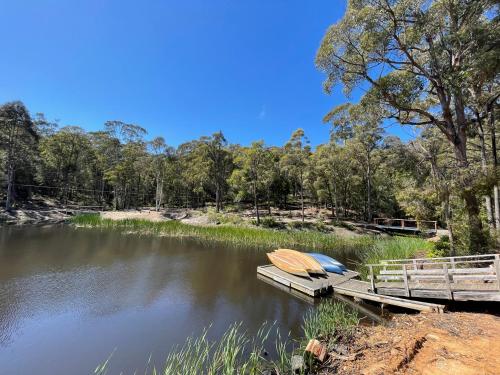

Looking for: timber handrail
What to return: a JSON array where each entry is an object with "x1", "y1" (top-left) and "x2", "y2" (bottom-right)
[
  {"x1": 382, "y1": 254, "x2": 497, "y2": 264},
  {"x1": 367, "y1": 254, "x2": 500, "y2": 298},
  {"x1": 373, "y1": 218, "x2": 438, "y2": 231}
]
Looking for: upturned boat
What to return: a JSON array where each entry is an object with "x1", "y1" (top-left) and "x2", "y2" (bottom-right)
[
  {"x1": 273, "y1": 249, "x2": 326, "y2": 275},
  {"x1": 266, "y1": 252, "x2": 310, "y2": 278},
  {"x1": 308, "y1": 253, "x2": 347, "y2": 274}
]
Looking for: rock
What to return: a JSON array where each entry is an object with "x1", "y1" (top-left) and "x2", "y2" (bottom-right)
[
  {"x1": 291, "y1": 355, "x2": 304, "y2": 374},
  {"x1": 426, "y1": 333, "x2": 440, "y2": 341},
  {"x1": 305, "y1": 339, "x2": 328, "y2": 363}
]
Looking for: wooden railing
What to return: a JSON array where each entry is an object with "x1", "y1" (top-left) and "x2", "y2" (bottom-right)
[
  {"x1": 373, "y1": 218, "x2": 438, "y2": 231},
  {"x1": 367, "y1": 254, "x2": 500, "y2": 299}
]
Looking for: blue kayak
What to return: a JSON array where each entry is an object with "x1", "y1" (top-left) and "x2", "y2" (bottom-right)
[{"x1": 308, "y1": 253, "x2": 347, "y2": 274}]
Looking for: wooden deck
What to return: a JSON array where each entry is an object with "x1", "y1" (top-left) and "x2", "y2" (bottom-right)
[
  {"x1": 372, "y1": 218, "x2": 437, "y2": 235},
  {"x1": 257, "y1": 265, "x2": 445, "y2": 313},
  {"x1": 368, "y1": 254, "x2": 500, "y2": 301}
]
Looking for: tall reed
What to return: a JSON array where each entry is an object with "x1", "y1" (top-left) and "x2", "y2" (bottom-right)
[{"x1": 72, "y1": 214, "x2": 432, "y2": 278}]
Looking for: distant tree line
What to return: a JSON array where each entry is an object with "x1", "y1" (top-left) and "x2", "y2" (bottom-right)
[{"x1": 0, "y1": 0, "x2": 498, "y2": 255}]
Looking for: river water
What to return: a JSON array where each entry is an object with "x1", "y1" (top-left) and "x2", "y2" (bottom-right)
[{"x1": 0, "y1": 225, "x2": 362, "y2": 375}]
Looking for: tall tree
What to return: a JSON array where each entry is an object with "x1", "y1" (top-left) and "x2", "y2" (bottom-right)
[
  {"x1": 282, "y1": 129, "x2": 311, "y2": 222},
  {"x1": 316, "y1": 0, "x2": 499, "y2": 252},
  {"x1": 0, "y1": 102, "x2": 38, "y2": 210},
  {"x1": 230, "y1": 141, "x2": 273, "y2": 225},
  {"x1": 200, "y1": 132, "x2": 232, "y2": 212},
  {"x1": 149, "y1": 137, "x2": 168, "y2": 211}
]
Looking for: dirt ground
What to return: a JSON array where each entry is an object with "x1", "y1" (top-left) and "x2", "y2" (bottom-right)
[{"x1": 328, "y1": 312, "x2": 500, "y2": 375}]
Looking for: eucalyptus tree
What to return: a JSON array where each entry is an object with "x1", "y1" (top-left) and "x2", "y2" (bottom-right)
[
  {"x1": 39, "y1": 126, "x2": 96, "y2": 203},
  {"x1": 316, "y1": 0, "x2": 498, "y2": 252},
  {"x1": 282, "y1": 129, "x2": 311, "y2": 222},
  {"x1": 149, "y1": 137, "x2": 168, "y2": 211},
  {"x1": 200, "y1": 132, "x2": 233, "y2": 212},
  {"x1": 0, "y1": 102, "x2": 38, "y2": 210},
  {"x1": 230, "y1": 141, "x2": 273, "y2": 225}
]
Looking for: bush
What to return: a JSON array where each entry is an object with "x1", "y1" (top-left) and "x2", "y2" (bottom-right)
[
  {"x1": 429, "y1": 235, "x2": 450, "y2": 257},
  {"x1": 258, "y1": 216, "x2": 285, "y2": 229},
  {"x1": 288, "y1": 221, "x2": 315, "y2": 230},
  {"x1": 334, "y1": 220, "x2": 356, "y2": 231},
  {"x1": 206, "y1": 208, "x2": 244, "y2": 226}
]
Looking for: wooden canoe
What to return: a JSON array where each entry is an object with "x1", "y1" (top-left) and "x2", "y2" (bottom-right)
[
  {"x1": 267, "y1": 252, "x2": 310, "y2": 278},
  {"x1": 274, "y1": 249, "x2": 326, "y2": 275}
]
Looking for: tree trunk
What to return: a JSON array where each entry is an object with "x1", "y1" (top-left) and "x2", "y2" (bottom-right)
[
  {"x1": 443, "y1": 192, "x2": 455, "y2": 256},
  {"x1": 477, "y1": 115, "x2": 495, "y2": 230},
  {"x1": 366, "y1": 165, "x2": 372, "y2": 223},
  {"x1": 462, "y1": 189, "x2": 486, "y2": 254},
  {"x1": 215, "y1": 184, "x2": 220, "y2": 212},
  {"x1": 267, "y1": 187, "x2": 271, "y2": 215},
  {"x1": 253, "y1": 182, "x2": 260, "y2": 225},
  {"x1": 5, "y1": 164, "x2": 14, "y2": 211},
  {"x1": 300, "y1": 176, "x2": 305, "y2": 223},
  {"x1": 494, "y1": 185, "x2": 500, "y2": 231}
]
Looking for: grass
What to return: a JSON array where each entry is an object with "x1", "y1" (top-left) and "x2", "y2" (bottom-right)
[
  {"x1": 95, "y1": 302, "x2": 358, "y2": 375},
  {"x1": 301, "y1": 300, "x2": 359, "y2": 343},
  {"x1": 96, "y1": 322, "x2": 293, "y2": 375},
  {"x1": 359, "y1": 236, "x2": 434, "y2": 278}
]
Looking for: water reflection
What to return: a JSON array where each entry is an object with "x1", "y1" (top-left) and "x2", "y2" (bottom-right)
[{"x1": 0, "y1": 226, "x2": 314, "y2": 374}]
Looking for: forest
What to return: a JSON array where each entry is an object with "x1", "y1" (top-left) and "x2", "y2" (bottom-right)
[{"x1": 1, "y1": 0, "x2": 499, "y2": 256}]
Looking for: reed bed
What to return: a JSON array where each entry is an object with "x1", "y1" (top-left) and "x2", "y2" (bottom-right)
[
  {"x1": 72, "y1": 214, "x2": 431, "y2": 277},
  {"x1": 95, "y1": 323, "x2": 294, "y2": 375},
  {"x1": 301, "y1": 300, "x2": 359, "y2": 342}
]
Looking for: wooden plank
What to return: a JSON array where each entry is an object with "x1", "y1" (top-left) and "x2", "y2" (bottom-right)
[
  {"x1": 402, "y1": 265, "x2": 410, "y2": 297},
  {"x1": 369, "y1": 265, "x2": 376, "y2": 293},
  {"x1": 495, "y1": 258, "x2": 500, "y2": 291},
  {"x1": 380, "y1": 268, "x2": 495, "y2": 275},
  {"x1": 408, "y1": 289, "x2": 451, "y2": 299},
  {"x1": 334, "y1": 294, "x2": 386, "y2": 324},
  {"x1": 376, "y1": 275, "x2": 405, "y2": 281},
  {"x1": 333, "y1": 285, "x2": 445, "y2": 313},
  {"x1": 453, "y1": 291, "x2": 500, "y2": 302},
  {"x1": 452, "y1": 275, "x2": 497, "y2": 281},
  {"x1": 443, "y1": 265, "x2": 452, "y2": 299},
  {"x1": 383, "y1": 254, "x2": 497, "y2": 263}
]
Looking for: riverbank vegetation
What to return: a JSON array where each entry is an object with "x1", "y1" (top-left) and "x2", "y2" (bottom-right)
[{"x1": 71, "y1": 213, "x2": 432, "y2": 276}]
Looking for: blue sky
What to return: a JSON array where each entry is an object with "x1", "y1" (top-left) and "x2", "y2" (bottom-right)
[{"x1": 0, "y1": 0, "x2": 413, "y2": 147}]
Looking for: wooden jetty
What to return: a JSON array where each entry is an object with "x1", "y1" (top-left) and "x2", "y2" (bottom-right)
[
  {"x1": 372, "y1": 218, "x2": 437, "y2": 235},
  {"x1": 368, "y1": 254, "x2": 500, "y2": 301},
  {"x1": 257, "y1": 265, "x2": 445, "y2": 313}
]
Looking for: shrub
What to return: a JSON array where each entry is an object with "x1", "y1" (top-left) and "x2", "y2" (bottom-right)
[
  {"x1": 206, "y1": 208, "x2": 244, "y2": 226},
  {"x1": 258, "y1": 216, "x2": 285, "y2": 229}
]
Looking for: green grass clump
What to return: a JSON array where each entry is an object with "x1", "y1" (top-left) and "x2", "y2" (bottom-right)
[
  {"x1": 359, "y1": 236, "x2": 433, "y2": 278},
  {"x1": 301, "y1": 300, "x2": 359, "y2": 342}
]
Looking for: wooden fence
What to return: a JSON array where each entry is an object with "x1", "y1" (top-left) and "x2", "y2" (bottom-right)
[{"x1": 367, "y1": 254, "x2": 500, "y2": 301}]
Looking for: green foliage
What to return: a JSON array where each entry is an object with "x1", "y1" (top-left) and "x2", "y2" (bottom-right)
[
  {"x1": 96, "y1": 323, "x2": 292, "y2": 375},
  {"x1": 301, "y1": 300, "x2": 358, "y2": 342},
  {"x1": 257, "y1": 216, "x2": 285, "y2": 229},
  {"x1": 431, "y1": 235, "x2": 451, "y2": 257},
  {"x1": 360, "y1": 236, "x2": 433, "y2": 279},
  {"x1": 206, "y1": 207, "x2": 244, "y2": 226}
]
